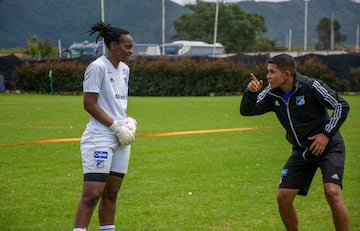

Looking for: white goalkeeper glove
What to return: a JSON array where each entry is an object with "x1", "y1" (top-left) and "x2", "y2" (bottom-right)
[
  {"x1": 125, "y1": 117, "x2": 137, "y2": 135},
  {"x1": 109, "y1": 120, "x2": 135, "y2": 146}
]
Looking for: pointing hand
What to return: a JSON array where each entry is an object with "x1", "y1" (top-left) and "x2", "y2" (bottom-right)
[{"x1": 247, "y1": 73, "x2": 263, "y2": 93}]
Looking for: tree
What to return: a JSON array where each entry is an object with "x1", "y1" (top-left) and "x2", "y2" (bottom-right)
[
  {"x1": 315, "y1": 17, "x2": 347, "y2": 50},
  {"x1": 251, "y1": 37, "x2": 285, "y2": 52},
  {"x1": 39, "y1": 39, "x2": 58, "y2": 59},
  {"x1": 25, "y1": 34, "x2": 40, "y2": 59},
  {"x1": 24, "y1": 34, "x2": 58, "y2": 59},
  {"x1": 172, "y1": 1, "x2": 267, "y2": 53}
]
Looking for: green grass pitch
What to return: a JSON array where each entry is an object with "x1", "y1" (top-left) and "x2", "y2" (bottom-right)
[{"x1": 0, "y1": 94, "x2": 359, "y2": 230}]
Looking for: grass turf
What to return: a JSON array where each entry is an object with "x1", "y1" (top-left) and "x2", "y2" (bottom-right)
[{"x1": 0, "y1": 94, "x2": 359, "y2": 230}]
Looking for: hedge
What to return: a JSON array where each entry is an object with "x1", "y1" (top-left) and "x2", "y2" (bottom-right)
[
  {"x1": 14, "y1": 60, "x2": 86, "y2": 94},
  {"x1": 13, "y1": 56, "x2": 349, "y2": 95}
]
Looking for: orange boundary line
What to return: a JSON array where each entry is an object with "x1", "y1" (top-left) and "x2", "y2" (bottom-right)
[
  {"x1": 135, "y1": 126, "x2": 275, "y2": 137},
  {"x1": 0, "y1": 126, "x2": 277, "y2": 147},
  {"x1": 0, "y1": 138, "x2": 81, "y2": 147}
]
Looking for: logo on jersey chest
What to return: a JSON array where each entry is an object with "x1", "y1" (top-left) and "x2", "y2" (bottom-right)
[
  {"x1": 108, "y1": 70, "x2": 128, "y2": 85},
  {"x1": 295, "y1": 96, "x2": 305, "y2": 106},
  {"x1": 115, "y1": 94, "x2": 127, "y2": 99}
]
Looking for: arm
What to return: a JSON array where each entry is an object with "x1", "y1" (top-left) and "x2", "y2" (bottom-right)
[
  {"x1": 83, "y1": 92, "x2": 114, "y2": 127},
  {"x1": 240, "y1": 73, "x2": 271, "y2": 116},
  {"x1": 308, "y1": 80, "x2": 350, "y2": 155},
  {"x1": 83, "y1": 63, "x2": 114, "y2": 127},
  {"x1": 84, "y1": 92, "x2": 134, "y2": 145},
  {"x1": 240, "y1": 90, "x2": 260, "y2": 116}
]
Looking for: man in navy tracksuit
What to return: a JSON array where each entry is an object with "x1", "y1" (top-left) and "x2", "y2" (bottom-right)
[{"x1": 240, "y1": 54, "x2": 350, "y2": 231}]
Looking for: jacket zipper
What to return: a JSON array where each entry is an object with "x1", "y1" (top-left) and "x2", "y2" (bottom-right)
[{"x1": 270, "y1": 92, "x2": 304, "y2": 148}]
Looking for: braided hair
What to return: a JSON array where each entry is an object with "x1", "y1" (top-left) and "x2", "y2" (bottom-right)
[{"x1": 88, "y1": 21, "x2": 130, "y2": 49}]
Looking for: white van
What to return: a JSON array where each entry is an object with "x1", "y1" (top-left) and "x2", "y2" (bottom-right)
[
  {"x1": 161, "y1": 40, "x2": 225, "y2": 56},
  {"x1": 132, "y1": 43, "x2": 161, "y2": 56}
]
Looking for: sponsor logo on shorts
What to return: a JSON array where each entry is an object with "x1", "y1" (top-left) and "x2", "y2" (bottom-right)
[
  {"x1": 94, "y1": 151, "x2": 108, "y2": 159},
  {"x1": 96, "y1": 160, "x2": 105, "y2": 168},
  {"x1": 279, "y1": 168, "x2": 288, "y2": 185},
  {"x1": 281, "y1": 168, "x2": 288, "y2": 176}
]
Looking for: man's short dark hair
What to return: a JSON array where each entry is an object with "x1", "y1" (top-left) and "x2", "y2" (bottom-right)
[{"x1": 268, "y1": 54, "x2": 296, "y2": 74}]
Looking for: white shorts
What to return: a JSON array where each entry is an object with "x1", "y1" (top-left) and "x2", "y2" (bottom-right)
[{"x1": 80, "y1": 127, "x2": 131, "y2": 175}]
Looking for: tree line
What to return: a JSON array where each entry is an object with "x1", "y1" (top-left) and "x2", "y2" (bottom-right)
[{"x1": 1, "y1": 2, "x2": 348, "y2": 60}]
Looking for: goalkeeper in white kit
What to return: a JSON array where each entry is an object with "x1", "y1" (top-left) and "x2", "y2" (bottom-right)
[{"x1": 73, "y1": 21, "x2": 137, "y2": 231}]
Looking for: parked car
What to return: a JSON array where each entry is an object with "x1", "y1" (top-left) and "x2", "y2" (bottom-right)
[
  {"x1": 62, "y1": 41, "x2": 161, "y2": 59},
  {"x1": 61, "y1": 41, "x2": 104, "y2": 59}
]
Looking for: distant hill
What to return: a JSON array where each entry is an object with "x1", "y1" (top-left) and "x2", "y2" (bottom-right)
[
  {"x1": 240, "y1": 0, "x2": 360, "y2": 48},
  {"x1": 0, "y1": 0, "x2": 359, "y2": 50}
]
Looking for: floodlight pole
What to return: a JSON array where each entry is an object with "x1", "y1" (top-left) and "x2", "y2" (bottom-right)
[
  {"x1": 304, "y1": 0, "x2": 310, "y2": 51},
  {"x1": 331, "y1": 12, "x2": 334, "y2": 50},
  {"x1": 356, "y1": 24, "x2": 359, "y2": 53},
  {"x1": 162, "y1": 0, "x2": 166, "y2": 55},
  {"x1": 58, "y1": 39, "x2": 62, "y2": 58},
  {"x1": 101, "y1": 0, "x2": 105, "y2": 22},
  {"x1": 101, "y1": 0, "x2": 106, "y2": 55},
  {"x1": 288, "y1": 28, "x2": 292, "y2": 51},
  {"x1": 213, "y1": 0, "x2": 219, "y2": 57}
]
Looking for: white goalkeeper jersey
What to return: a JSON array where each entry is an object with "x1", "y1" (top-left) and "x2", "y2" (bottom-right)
[{"x1": 83, "y1": 55, "x2": 129, "y2": 133}]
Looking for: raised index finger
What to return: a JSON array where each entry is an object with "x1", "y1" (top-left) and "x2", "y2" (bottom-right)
[{"x1": 250, "y1": 73, "x2": 258, "y2": 82}]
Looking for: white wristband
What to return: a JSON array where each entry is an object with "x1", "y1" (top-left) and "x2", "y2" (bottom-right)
[{"x1": 109, "y1": 120, "x2": 121, "y2": 132}]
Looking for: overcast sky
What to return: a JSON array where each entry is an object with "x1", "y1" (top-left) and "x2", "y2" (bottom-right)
[
  {"x1": 169, "y1": 0, "x2": 360, "y2": 6},
  {"x1": 169, "y1": 0, "x2": 290, "y2": 6}
]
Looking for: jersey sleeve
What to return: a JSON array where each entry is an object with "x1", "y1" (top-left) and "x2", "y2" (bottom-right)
[
  {"x1": 312, "y1": 80, "x2": 350, "y2": 137},
  {"x1": 83, "y1": 62, "x2": 104, "y2": 93},
  {"x1": 240, "y1": 87, "x2": 273, "y2": 116}
]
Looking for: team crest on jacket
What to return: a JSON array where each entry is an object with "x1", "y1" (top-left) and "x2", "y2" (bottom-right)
[{"x1": 295, "y1": 96, "x2": 305, "y2": 105}]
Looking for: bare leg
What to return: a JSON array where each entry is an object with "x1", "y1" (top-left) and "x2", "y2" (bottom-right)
[
  {"x1": 324, "y1": 183, "x2": 349, "y2": 231},
  {"x1": 74, "y1": 181, "x2": 106, "y2": 228},
  {"x1": 277, "y1": 188, "x2": 299, "y2": 231},
  {"x1": 98, "y1": 175, "x2": 124, "y2": 226}
]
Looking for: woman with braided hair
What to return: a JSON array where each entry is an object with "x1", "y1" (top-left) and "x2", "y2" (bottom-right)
[{"x1": 73, "y1": 22, "x2": 136, "y2": 231}]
